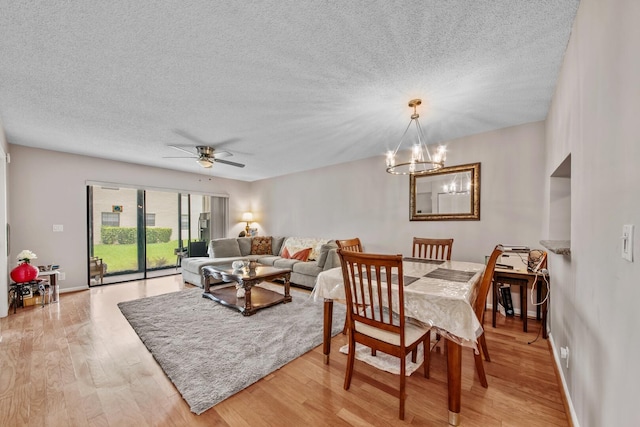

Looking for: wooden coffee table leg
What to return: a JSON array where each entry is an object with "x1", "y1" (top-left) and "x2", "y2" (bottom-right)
[
  {"x1": 323, "y1": 299, "x2": 333, "y2": 364},
  {"x1": 446, "y1": 339, "x2": 462, "y2": 426},
  {"x1": 203, "y1": 274, "x2": 211, "y2": 294},
  {"x1": 283, "y1": 272, "x2": 292, "y2": 303},
  {"x1": 243, "y1": 286, "x2": 252, "y2": 315}
]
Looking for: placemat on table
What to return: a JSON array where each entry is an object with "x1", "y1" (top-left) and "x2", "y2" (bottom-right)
[
  {"x1": 403, "y1": 257, "x2": 446, "y2": 265},
  {"x1": 424, "y1": 268, "x2": 477, "y2": 282}
]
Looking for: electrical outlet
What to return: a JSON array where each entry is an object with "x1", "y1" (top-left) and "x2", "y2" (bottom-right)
[
  {"x1": 622, "y1": 224, "x2": 634, "y2": 262},
  {"x1": 560, "y1": 346, "x2": 570, "y2": 368},
  {"x1": 52, "y1": 224, "x2": 64, "y2": 232}
]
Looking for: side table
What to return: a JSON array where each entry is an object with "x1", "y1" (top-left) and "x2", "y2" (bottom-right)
[{"x1": 37, "y1": 270, "x2": 60, "y2": 302}]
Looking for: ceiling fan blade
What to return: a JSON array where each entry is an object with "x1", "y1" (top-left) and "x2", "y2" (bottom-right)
[
  {"x1": 172, "y1": 129, "x2": 210, "y2": 146},
  {"x1": 172, "y1": 129, "x2": 241, "y2": 148},
  {"x1": 163, "y1": 155, "x2": 197, "y2": 159},
  {"x1": 168, "y1": 145, "x2": 196, "y2": 155},
  {"x1": 214, "y1": 158, "x2": 245, "y2": 168},
  {"x1": 212, "y1": 137, "x2": 242, "y2": 148},
  {"x1": 212, "y1": 150, "x2": 232, "y2": 159}
]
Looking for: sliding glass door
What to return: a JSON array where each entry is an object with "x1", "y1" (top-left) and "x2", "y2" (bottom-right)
[{"x1": 88, "y1": 184, "x2": 227, "y2": 285}]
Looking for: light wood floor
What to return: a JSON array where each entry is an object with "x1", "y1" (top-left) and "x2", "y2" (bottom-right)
[{"x1": 0, "y1": 275, "x2": 569, "y2": 426}]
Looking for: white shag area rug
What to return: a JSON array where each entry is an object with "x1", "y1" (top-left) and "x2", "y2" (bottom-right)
[{"x1": 118, "y1": 285, "x2": 345, "y2": 415}]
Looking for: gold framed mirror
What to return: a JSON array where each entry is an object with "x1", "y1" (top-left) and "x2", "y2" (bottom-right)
[{"x1": 410, "y1": 162, "x2": 481, "y2": 221}]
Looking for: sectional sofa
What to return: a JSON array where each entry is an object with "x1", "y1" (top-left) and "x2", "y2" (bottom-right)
[{"x1": 180, "y1": 236, "x2": 340, "y2": 290}]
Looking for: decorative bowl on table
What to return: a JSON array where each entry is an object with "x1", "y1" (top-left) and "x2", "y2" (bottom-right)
[{"x1": 232, "y1": 260, "x2": 246, "y2": 271}]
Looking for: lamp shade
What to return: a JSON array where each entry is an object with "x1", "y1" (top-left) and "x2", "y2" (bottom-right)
[{"x1": 242, "y1": 212, "x2": 253, "y2": 222}]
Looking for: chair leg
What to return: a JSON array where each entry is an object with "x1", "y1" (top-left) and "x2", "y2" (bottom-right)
[
  {"x1": 411, "y1": 348, "x2": 417, "y2": 363},
  {"x1": 423, "y1": 332, "x2": 431, "y2": 378},
  {"x1": 344, "y1": 336, "x2": 356, "y2": 390},
  {"x1": 474, "y1": 350, "x2": 489, "y2": 388},
  {"x1": 478, "y1": 334, "x2": 491, "y2": 362},
  {"x1": 399, "y1": 354, "x2": 406, "y2": 420}
]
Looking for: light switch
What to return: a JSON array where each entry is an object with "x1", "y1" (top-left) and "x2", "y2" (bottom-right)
[
  {"x1": 622, "y1": 224, "x2": 634, "y2": 262},
  {"x1": 53, "y1": 224, "x2": 63, "y2": 232}
]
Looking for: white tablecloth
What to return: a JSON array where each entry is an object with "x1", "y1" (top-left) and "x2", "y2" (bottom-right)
[{"x1": 311, "y1": 258, "x2": 486, "y2": 348}]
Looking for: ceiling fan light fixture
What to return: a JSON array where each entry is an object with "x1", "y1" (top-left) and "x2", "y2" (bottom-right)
[{"x1": 197, "y1": 157, "x2": 213, "y2": 168}]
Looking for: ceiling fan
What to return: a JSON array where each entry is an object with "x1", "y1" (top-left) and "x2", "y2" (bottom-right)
[{"x1": 165, "y1": 145, "x2": 245, "y2": 169}]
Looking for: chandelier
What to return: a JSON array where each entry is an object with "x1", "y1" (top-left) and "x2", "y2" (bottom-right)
[
  {"x1": 443, "y1": 175, "x2": 471, "y2": 194},
  {"x1": 385, "y1": 99, "x2": 446, "y2": 175}
]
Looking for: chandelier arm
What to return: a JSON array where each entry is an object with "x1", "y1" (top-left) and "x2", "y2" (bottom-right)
[
  {"x1": 414, "y1": 119, "x2": 433, "y2": 162},
  {"x1": 391, "y1": 119, "x2": 415, "y2": 155}
]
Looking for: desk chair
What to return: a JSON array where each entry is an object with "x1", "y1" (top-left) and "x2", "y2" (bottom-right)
[
  {"x1": 471, "y1": 245, "x2": 504, "y2": 387},
  {"x1": 412, "y1": 237, "x2": 453, "y2": 260},
  {"x1": 337, "y1": 249, "x2": 431, "y2": 420},
  {"x1": 336, "y1": 237, "x2": 363, "y2": 252}
]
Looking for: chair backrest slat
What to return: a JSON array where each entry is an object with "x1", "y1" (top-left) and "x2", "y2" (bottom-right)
[
  {"x1": 412, "y1": 237, "x2": 453, "y2": 260},
  {"x1": 338, "y1": 249, "x2": 405, "y2": 335},
  {"x1": 337, "y1": 238, "x2": 363, "y2": 253}
]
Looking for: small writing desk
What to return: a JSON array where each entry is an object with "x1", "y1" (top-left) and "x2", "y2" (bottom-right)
[{"x1": 492, "y1": 267, "x2": 548, "y2": 339}]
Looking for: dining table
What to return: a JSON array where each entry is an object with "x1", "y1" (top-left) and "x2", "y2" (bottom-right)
[{"x1": 311, "y1": 257, "x2": 486, "y2": 426}]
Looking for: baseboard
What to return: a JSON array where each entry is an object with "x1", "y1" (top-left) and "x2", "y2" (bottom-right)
[
  {"x1": 548, "y1": 333, "x2": 580, "y2": 427},
  {"x1": 59, "y1": 285, "x2": 89, "y2": 294}
]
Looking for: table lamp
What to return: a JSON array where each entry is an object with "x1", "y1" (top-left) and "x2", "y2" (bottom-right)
[{"x1": 242, "y1": 212, "x2": 253, "y2": 235}]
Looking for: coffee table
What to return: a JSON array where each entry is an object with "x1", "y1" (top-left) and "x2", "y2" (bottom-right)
[{"x1": 202, "y1": 264, "x2": 292, "y2": 316}]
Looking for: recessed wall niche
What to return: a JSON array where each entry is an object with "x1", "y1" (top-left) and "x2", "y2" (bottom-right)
[{"x1": 545, "y1": 154, "x2": 571, "y2": 254}]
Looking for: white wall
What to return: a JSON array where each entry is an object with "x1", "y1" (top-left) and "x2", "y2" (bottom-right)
[
  {"x1": 252, "y1": 121, "x2": 546, "y2": 264},
  {"x1": 545, "y1": 1, "x2": 640, "y2": 426},
  {"x1": 0, "y1": 120, "x2": 8, "y2": 318},
  {"x1": 6, "y1": 145, "x2": 252, "y2": 295}
]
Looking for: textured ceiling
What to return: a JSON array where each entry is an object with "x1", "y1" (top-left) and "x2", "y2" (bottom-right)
[{"x1": 0, "y1": 1, "x2": 578, "y2": 181}]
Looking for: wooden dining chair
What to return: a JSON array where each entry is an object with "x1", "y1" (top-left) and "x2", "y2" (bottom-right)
[
  {"x1": 471, "y1": 244, "x2": 504, "y2": 387},
  {"x1": 412, "y1": 237, "x2": 454, "y2": 260},
  {"x1": 336, "y1": 237, "x2": 363, "y2": 252},
  {"x1": 337, "y1": 249, "x2": 431, "y2": 420}
]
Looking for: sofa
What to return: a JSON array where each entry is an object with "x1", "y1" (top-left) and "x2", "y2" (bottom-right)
[{"x1": 181, "y1": 236, "x2": 340, "y2": 290}]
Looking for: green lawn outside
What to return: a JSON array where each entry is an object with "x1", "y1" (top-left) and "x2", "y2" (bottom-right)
[{"x1": 94, "y1": 240, "x2": 180, "y2": 272}]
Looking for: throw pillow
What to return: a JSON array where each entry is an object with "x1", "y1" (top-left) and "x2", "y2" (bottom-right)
[
  {"x1": 251, "y1": 236, "x2": 272, "y2": 255},
  {"x1": 317, "y1": 241, "x2": 338, "y2": 268},
  {"x1": 210, "y1": 239, "x2": 242, "y2": 258},
  {"x1": 282, "y1": 247, "x2": 312, "y2": 261},
  {"x1": 237, "y1": 237, "x2": 252, "y2": 256},
  {"x1": 271, "y1": 236, "x2": 286, "y2": 256}
]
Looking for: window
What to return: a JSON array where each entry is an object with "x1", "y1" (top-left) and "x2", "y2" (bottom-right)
[
  {"x1": 146, "y1": 213, "x2": 156, "y2": 226},
  {"x1": 101, "y1": 212, "x2": 120, "y2": 227}
]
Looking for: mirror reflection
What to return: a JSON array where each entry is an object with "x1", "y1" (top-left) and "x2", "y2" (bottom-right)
[{"x1": 410, "y1": 163, "x2": 480, "y2": 221}]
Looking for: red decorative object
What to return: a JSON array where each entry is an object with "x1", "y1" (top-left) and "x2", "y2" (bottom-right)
[{"x1": 10, "y1": 262, "x2": 39, "y2": 283}]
